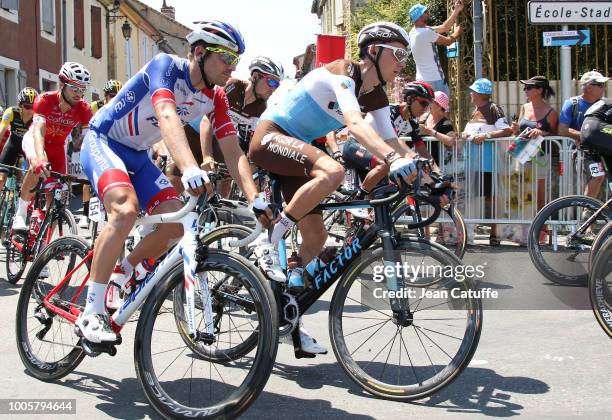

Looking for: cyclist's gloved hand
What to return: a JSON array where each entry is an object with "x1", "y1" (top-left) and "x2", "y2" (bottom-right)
[
  {"x1": 249, "y1": 193, "x2": 278, "y2": 228},
  {"x1": 389, "y1": 157, "x2": 417, "y2": 184},
  {"x1": 181, "y1": 166, "x2": 209, "y2": 196}
]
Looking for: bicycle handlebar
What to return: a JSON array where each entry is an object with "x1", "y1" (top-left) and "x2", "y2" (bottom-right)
[
  {"x1": 136, "y1": 194, "x2": 200, "y2": 225},
  {"x1": 229, "y1": 222, "x2": 264, "y2": 247}
]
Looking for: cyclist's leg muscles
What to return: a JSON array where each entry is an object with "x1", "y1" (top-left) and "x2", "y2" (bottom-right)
[
  {"x1": 81, "y1": 131, "x2": 139, "y2": 285},
  {"x1": 128, "y1": 157, "x2": 182, "y2": 263},
  {"x1": 250, "y1": 121, "x2": 344, "y2": 220}
]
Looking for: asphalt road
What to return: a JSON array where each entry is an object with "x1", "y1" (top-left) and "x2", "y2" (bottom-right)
[{"x1": 0, "y1": 208, "x2": 610, "y2": 419}]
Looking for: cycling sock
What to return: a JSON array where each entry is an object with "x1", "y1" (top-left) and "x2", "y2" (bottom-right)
[
  {"x1": 16, "y1": 198, "x2": 28, "y2": 217},
  {"x1": 270, "y1": 211, "x2": 295, "y2": 243},
  {"x1": 84, "y1": 282, "x2": 107, "y2": 316}
]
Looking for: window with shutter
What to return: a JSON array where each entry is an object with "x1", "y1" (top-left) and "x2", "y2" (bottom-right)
[
  {"x1": 41, "y1": 0, "x2": 54, "y2": 34},
  {"x1": 1, "y1": 0, "x2": 19, "y2": 11},
  {"x1": 74, "y1": 0, "x2": 84, "y2": 49},
  {"x1": 91, "y1": 6, "x2": 102, "y2": 58}
]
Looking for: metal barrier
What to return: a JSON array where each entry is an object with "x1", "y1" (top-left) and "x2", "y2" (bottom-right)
[{"x1": 411, "y1": 136, "x2": 609, "y2": 227}]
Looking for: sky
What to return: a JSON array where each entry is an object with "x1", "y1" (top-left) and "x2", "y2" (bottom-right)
[{"x1": 137, "y1": 0, "x2": 321, "y2": 81}]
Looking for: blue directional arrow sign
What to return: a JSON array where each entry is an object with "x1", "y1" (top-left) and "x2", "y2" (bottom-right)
[{"x1": 543, "y1": 30, "x2": 590, "y2": 47}]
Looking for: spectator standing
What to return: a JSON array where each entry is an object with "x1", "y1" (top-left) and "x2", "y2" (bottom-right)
[
  {"x1": 511, "y1": 76, "x2": 558, "y2": 211},
  {"x1": 419, "y1": 90, "x2": 456, "y2": 166},
  {"x1": 559, "y1": 70, "x2": 609, "y2": 199},
  {"x1": 408, "y1": 1, "x2": 463, "y2": 96},
  {"x1": 461, "y1": 78, "x2": 512, "y2": 245}
]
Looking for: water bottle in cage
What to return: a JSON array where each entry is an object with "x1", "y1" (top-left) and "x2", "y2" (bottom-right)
[{"x1": 343, "y1": 168, "x2": 357, "y2": 191}]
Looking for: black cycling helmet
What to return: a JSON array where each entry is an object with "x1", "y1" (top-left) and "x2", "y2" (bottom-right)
[
  {"x1": 103, "y1": 79, "x2": 123, "y2": 95},
  {"x1": 17, "y1": 87, "x2": 38, "y2": 105},
  {"x1": 403, "y1": 81, "x2": 435, "y2": 101}
]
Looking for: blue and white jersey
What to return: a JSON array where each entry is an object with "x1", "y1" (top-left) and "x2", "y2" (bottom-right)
[
  {"x1": 261, "y1": 61, "x2": 396, "y2": 143},
  {"x1": 90, "y1": 53, "x2": 236, "y2": 151}
]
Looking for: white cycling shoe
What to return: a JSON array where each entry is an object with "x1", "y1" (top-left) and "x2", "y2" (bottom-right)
[
  {"x1": 78, "y1": 217, "x2": 89, "y2": 228},
  {"x1": 252, "y1": 241, "x2": 286, "y2": 283},
  {"x1": 11, "y1": 214, "x2": 27, "y2": 231},
  {"x1": 75, "y1": 312, "x2": 118, "y2": 344},
  {"x1": 282, "y1": 323, "x2": 328, "y2": 357}
]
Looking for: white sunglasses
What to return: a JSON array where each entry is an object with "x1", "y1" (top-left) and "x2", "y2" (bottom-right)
[{"x1": 374, "y1": 44, "x2": 409, "y2": 63}]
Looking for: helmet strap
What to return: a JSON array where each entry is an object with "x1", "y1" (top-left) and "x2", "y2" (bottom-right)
[
  {"x1": 366, "y1": 46, "x2": 386, "y2": 87},
  {"x1": 60, "y1": 85, "x2": 76, "y2": 108},
  {"x1": 197, "y1": 53, "x2": 215, "y2": 90}
]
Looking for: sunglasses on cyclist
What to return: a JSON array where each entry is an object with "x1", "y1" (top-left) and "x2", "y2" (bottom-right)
[
  {"x1": 206, "y1": 47, "x2": 240, "y2": 66},
  {"x1": 262, "y1": 76, "x2": 280, "y2": 89},
  {"x1": 20, "y1": 103, "x2": 33, "y2": 110},
  {"x1": 65, "y1": 83, "x2": 87, "y2": 94},
  {"x1": 374, "y1": 44, "x2": 409, "y2": 64}
]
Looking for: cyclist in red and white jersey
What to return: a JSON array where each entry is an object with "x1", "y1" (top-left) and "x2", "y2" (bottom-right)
[
  {"x1": 11, "y1": 62, "x2": 93, "y2": 231},
  {"x1": 77, "y1": 20, "x2": 275, "y2": 344}
]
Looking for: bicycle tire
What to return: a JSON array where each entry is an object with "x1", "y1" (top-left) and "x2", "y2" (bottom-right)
[
  {"x1": 329, "y1": 236, "x2": 482, "y2": 401},
  {"x1": 0, "y1": 190, "x2": 8, "y2": 244},
  {"x1": 15, "y1": 235, "x2": 89, "y2": 381},
  {"x1": 6, "y1": 231, "x2": 27, "y2": 284},
  {"x1": 134, "y1": 250, "x2": 278, "y2": 419},
  {"x1": 32, "y1": 209, "x2": 78, "y2": 259},
  {"x1": 588, "y1": 221, "x2": 612, "y2": 272},
  {"x1": 393, "y1": 201, "x2": 467, "y2": 259},
  {"x1": 174, "y1": 224, "x2": 259, "y2": 361},
  {"x1": 528, "y1": 195, "x2": 612, "y2": 286},
  {"x1": 588, "y1": 232, "x2": 612, "y2": 338}
]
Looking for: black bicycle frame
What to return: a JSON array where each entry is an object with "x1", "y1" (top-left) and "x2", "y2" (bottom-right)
[{"x1": 268, "y1": 174, "x2": 409, "y2": 316}]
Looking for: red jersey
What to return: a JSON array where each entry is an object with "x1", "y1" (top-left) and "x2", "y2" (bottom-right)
[{"x1": 33, "y1": 91, "x2": 93, "y2": 146}]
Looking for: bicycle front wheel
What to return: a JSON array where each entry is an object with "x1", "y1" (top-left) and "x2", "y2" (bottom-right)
[
  {"x1": 528, "y1": 195, "x2": 612, "y2": 286},
  {"x1": 33, "y1": 209, "x2": 78, "y2": 258},
  {"x1": 329, "y1": 236, "x2": 482, "y2": 400},
  {"x1": 135, "y1": 249, "x2": 278, "y2": 419},
  {"x1": 15, "y1": 235, "x2": 89, "y2": 380},
  {"x1": 589, "y1": 230, "x2": 612, "y2": 338}
]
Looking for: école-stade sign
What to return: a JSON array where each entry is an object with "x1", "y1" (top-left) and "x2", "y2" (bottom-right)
[{"x1": 528, "y1": 1, "x2": 612, "y2": 24}]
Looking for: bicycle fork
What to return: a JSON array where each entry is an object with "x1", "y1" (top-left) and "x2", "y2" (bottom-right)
[{"x1": 181, "y1": 211, "x2": 215, "y2": 344}]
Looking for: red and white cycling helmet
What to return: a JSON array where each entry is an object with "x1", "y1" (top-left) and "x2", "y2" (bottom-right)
[{"x1": 59, "y1": 62, "x2": 91, "y2": 87}]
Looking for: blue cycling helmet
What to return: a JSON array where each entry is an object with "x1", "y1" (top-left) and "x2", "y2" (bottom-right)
[
  {"x1": 469, "y1": 78, "x2": 494, "y2": 95},
  {"x1": 187, "y1": 20, "x2": 245, "y2": 54},
  {"x1": 409, "y1": 4, "x2": 428, "y2": 22}
]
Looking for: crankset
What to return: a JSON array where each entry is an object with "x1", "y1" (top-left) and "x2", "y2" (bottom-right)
[{"x1": 278, "y1": 292, "x2": 299, "y2": 338}]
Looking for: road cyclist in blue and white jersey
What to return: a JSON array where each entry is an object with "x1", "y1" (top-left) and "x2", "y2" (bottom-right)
[{"x1": 77, "y1": 20, "x2": 276, "y2": 345}]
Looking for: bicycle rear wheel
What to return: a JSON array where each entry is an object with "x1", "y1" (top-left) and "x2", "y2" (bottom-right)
[
  {"x1": 15, "y1": 235, "x2": 89, "y2": 380},
  {"x1": 528, "y1": 195, "x2": 612, "y2": 286},
  {"x1": 329, "y1": 236, "x2": 482, "y2": 400},
  {"x1": 589, "y1": 221, "x2": 612, "y2": 272},
  {"x1": 589, "y1": 233, "x2": 612, "y2": 338},
  {"x1": 6, "y1": 231, "x2": 27, "y2": 284},
  {"x1": 135, "y1": 250, "x2": 278, "y2": 419}
]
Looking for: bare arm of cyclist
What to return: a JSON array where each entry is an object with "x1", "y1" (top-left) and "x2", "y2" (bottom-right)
[
  {"x1": 31, "y1": 116, "x2": 49, "y2": 176},
  {"x1": 154, "y1": 101, "x2": 205, "y2": 196},
  {"x1": 199, "y1": 116, "x2": 215, "y2": 171}
]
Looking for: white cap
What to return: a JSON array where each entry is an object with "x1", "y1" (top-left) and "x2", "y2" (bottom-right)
[{"x1": 580, "y1": 71, "x2": 609, "y2": 85}]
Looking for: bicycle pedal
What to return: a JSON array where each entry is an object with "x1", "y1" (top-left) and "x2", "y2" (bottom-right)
[
  {"x1": 80, "y1": 339, "x2": 120, "y2": 357},
  {"x1": 293, "y1": 349, "x2": 317, "y2": 359}
]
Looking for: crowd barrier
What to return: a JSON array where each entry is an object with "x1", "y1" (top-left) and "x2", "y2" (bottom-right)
[{"x1": 410, "y1": 136, "x2": 609, "y2": 228}]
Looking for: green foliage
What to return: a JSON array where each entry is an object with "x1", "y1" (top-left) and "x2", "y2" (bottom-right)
[{"x1": 350, "y1": 0, "x2": 449, "y2": 77}]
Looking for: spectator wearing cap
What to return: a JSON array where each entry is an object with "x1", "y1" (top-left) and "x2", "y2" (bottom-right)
[
  {"x1": 511, "y1": 75, "x2": 559, "y2": 211},
  {"x1": 420, "y1": 91, "x2": 456, "y2": 166},
  {"x1": 408, "y1": 1, "x2": 464, "y2": 97},
  {"x1": 559, "y1": 70, "x2": 610, "y2": 199},
  {"x1": 461, "y1": 78, "x2": 513, "y2": 245}
]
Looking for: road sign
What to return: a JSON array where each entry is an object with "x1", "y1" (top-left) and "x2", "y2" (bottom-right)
[
  {"x1": 542, "y1": 30, "x2": 591, "y2": 47},
  {"x1": 528, "y1": 1, "x2": 612, "y2": 24}
]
